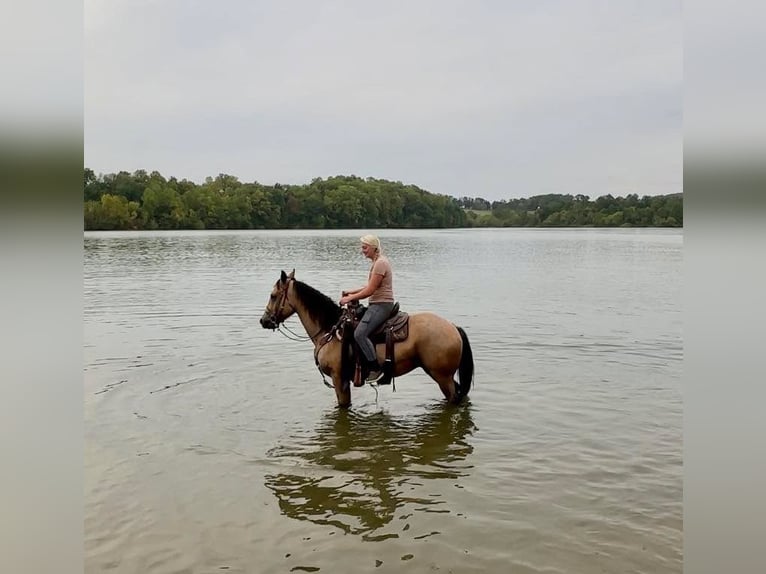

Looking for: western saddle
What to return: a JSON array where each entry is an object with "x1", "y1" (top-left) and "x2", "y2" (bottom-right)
[{"x1": 341, "y1": 301, "x2": 409, "y2": 387}]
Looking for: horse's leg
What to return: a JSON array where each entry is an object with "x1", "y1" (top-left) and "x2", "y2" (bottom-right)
[
  {"x1": 430, "y1": 371, "x2": 456, "y2": 402},
  {"x1": 319, "y1": 344, "x2": 351, "y2": 408},
  {"x1": 413, "y1": 318, "x2": 464, "y2": 403},
  {"x1": 333, "y1": 374, "x2": 351, "y2": 408},
  {"x1": 427, "y1": 370, "x2": 458, "y2": 403},
  {"x1": 419, "y1": 352, "x2": 459, "y2": 402}
]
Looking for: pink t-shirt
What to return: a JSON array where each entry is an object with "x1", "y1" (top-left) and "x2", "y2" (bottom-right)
[{"x1": 369, "y1": 255, "x2": 394, "y2": 303}]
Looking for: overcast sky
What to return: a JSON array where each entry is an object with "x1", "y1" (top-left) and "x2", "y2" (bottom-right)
[{"x1": 85, "y1": 0, "x2": 682, "y2": 201}]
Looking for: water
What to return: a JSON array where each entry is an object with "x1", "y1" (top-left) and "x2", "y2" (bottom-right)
[{"x1": 84, "y1": 228, "x2": 682, "y2": 573}]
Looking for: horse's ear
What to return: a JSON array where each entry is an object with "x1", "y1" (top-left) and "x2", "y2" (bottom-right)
[
  {"x1": 280, "y1": 270, "x2": 288, "y2": 283},
  {"x1": 288, "y1": 269, "x2": 295, "y2": 279}
]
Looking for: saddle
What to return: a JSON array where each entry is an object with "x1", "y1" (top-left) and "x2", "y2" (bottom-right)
[
  {"x1": 349, "y1": 301, "x2": 409, "y2": 343},
  {"x1": 340, "y1": 302, "x2": 409, "y2": 388}
]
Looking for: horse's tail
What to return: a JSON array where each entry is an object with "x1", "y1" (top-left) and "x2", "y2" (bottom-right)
[{"x1": 456, "y1": 326, "x2": 474, "y2": 402}]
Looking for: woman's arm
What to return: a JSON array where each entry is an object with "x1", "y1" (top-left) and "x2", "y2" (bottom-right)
[{"x1": 340, "y1": 273, "x2": 384, "y2": 305}]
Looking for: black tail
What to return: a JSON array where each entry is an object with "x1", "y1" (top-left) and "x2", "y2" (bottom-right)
[{"x1": 456, "y1": 326, "x2": 474, "y2": 402}]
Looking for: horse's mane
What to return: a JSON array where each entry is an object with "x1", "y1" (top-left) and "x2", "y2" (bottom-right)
[{"x1": 293, "y1": 280, "x2": 342, "y2": 330}]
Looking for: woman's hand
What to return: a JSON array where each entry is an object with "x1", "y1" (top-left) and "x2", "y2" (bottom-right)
[{"x1": 339, "y1": 295, "x2": 353, "y2": 306}]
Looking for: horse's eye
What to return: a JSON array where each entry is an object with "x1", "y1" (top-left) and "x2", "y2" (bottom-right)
[{"x1": 270, "y1": 294, "x2": 276, "y2": 301}]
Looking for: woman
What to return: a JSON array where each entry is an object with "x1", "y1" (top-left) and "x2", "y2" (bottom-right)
[{"x1": 339, "y1": 235, "x2": 395, "y2": 382}]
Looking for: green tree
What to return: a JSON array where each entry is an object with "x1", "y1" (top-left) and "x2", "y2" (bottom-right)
[
  {"x1": 140, "y1": 183, "x2": 184, "y2": 229},
  {"x1": 83, "y1": 167, "x2": 682, "y2": 229},
  {"x1": 84, "y1": 168, "x2": 102, "y2": 201},
  {"x1": 324, "y1": 185, "x2": 363, "y2": 227},
  {"x1": 84, "y1": 194, "x2": 139, "y2": 230}
]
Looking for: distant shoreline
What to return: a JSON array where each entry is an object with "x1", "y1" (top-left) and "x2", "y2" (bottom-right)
[{"x1": 84, "y1": 169, "x2": 682, "y2": 231}]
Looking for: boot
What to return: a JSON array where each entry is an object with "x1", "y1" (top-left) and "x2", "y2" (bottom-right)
[{"x1": 364, "y1": 359, "x2": 383, "y2": 382}]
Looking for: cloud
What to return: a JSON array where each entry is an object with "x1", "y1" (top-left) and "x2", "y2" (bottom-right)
[{"x1": 85, "y1": 0, "x2": 682, "y2": 199}]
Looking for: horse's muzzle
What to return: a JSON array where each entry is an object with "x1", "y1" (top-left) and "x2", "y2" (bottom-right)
[{"x1": 260, "y1": 314, "x2": 277, "y2": 330}]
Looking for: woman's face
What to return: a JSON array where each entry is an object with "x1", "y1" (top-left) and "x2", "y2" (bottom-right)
[{"x1": 361, "y1": 243, "x2": 375, "y2": 259}]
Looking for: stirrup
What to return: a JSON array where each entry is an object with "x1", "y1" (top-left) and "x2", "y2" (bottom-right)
[{"x1": 373, "y1": 372, "x2": 392, "y2": 385}]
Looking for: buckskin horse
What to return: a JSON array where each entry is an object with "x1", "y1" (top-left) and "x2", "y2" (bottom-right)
[{"x1": 260, "y1": 270, "x2": 474, "y2": 407}]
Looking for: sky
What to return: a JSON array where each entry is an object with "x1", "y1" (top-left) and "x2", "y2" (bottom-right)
[{"x1": 84, "y1": 0, "x2": 682, "y2": 201}]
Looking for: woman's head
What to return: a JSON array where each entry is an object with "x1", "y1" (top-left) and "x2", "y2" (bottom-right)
[
  {"x1": 360, "y1": 234, "x2": 381, "y2": 258},
  {"x1": 360, "y1": 234, "x2": 380, "y2": 250}
]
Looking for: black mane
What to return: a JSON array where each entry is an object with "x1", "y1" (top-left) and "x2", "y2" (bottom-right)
[{"x1": 293, "y1": 280, "x2": 342, "y2": 330}]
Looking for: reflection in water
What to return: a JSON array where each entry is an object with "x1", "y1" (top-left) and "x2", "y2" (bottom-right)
[
  {"x1": 265, "y1": 404, "x2": 476, "y2": 539},
  {"x1": 85, "y1": 230, "x2": 682, "y2": 573}
]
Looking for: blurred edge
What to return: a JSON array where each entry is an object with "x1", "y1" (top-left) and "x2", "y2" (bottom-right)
[
  {"x1": 684, "y1": 158, "x2": 766, "y2": 213},
  {"x1": 0, "y1": 130, "x2": 83, "y2": 214},
  {"x1": 0, "y1": 131, "x2": 85, "y2": 574},
  {"x1": 0, "y1": 0, "x2": 84, "y2": 571},
  {"x1": 685, "y1": 1, "x2": 766, "y2": 571}
]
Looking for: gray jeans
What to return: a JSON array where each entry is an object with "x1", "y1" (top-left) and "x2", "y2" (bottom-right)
[{"x1": 354, "y1": 302, "x2": 395, "y2": 363}]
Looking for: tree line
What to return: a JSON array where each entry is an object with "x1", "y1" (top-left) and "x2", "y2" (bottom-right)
[
  {"x1": 458, "y1": 193, "x2": 682, "y2": 227},
  {"x1": 84, "y1": 168, "x2": 682, "y2": 230}
]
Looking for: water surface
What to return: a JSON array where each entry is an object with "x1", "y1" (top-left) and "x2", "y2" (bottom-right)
[{"x1": 85, "y1": 228, "x2": 682, "y2": 573}]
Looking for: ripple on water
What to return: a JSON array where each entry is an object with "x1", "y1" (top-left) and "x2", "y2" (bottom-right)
[{"x1": 85, "y1": 229, "x2": 682, "y2": 574}]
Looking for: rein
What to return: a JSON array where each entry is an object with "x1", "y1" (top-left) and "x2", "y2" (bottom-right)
[
  {"x1": 277, "y1": 323, "x2": 335, "y2": 390},
  {"x1": 268, "y1": 279, "x2": 326, "y2": 342},
  {"x1": 277, "y1": 322, "x2": 323, "y2": 342},
  {"x1": 265, "y1": 277, "x2": 344, "y2": 390}
]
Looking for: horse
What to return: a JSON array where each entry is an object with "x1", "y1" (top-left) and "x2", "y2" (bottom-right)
[{"x1": 259, "y1": 269, "x2": 474, "y2": 408}]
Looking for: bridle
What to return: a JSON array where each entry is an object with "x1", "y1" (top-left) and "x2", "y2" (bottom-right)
[
  {"x1": 264, "y1": 277, "x2": 295, "y2": 328},
  {"x1": 264, "y1": 278, "x2": 327, "y2": 344},
  {"x1": 262, "y1": 276, "x2": 352, "y2": 391}
]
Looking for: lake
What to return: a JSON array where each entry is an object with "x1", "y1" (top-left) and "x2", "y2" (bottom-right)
[{"x1": 84, "y1": 228, "x2": 682, "y2": 573}]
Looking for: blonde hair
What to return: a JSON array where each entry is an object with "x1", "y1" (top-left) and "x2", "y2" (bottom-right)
[{"x1": 360, "y1": 234, "x2": 381, "y2": 251}]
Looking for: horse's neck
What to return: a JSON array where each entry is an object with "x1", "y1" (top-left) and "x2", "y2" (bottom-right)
[{"x1": 291, "y1": 299, "x2": 327, "y2": 342}]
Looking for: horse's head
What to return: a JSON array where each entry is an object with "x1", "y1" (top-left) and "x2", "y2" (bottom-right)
[{"x1": 260, "y1": 269, "x2": 296, "y2": 330}]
